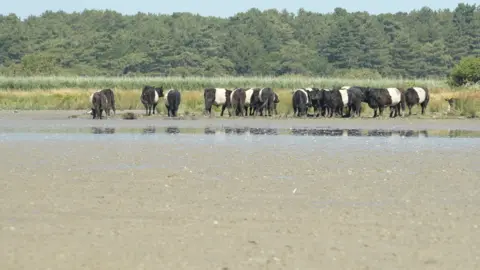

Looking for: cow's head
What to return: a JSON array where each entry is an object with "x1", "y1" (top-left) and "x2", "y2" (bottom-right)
[
  {"x1": 155, "y1": 86, "x2": 164, "y2": 97},
  {"x1": 309, "y1": 88, "x2": 323, "y2": 102},
  {"x1": 203, "y1": 88, "x2": 216, "y2": 111}
]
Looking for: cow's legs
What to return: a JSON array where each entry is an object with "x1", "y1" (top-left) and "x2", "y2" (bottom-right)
[{"x1": 220, "y1": 105, "x2": 225, "y2": 116}]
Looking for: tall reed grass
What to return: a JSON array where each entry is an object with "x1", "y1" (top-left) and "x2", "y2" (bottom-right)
[{"x1": 0, "y1": 75, "x2": 457, "y2": 91}]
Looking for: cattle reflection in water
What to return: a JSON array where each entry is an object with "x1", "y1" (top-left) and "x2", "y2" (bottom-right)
[
  {"x1": 398, "y1": 130, "x2": 429, "y2": 137},
  {"x1": 224, "y1": 127, "x2": 249, "y2": 135},
  {"x1": 291, "y1": 128, "x2": 346, "y2": 136},
  {"x1": 249, "y1": 128, "x2": 278, "y2": 135},
  {"x1": 91, "y1": 127, "x2": 116, "y2": 134},
  {"x1": 142, "y1": 127, "x2": 156, "y2": 134},
  {"x1": 203, "y1": 127, "x2": 216, "y2": 135},
  {"x1": 165, "y1": 127, "x2": 180, "y2": 134},
  {"x1": 367, "y1": 129, "x2": 393, "y2": 137},
  {"x1": 347, "y1": 129, "x2": 362, "y2": 136}
]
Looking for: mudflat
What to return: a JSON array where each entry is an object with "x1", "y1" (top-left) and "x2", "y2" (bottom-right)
[
  {"x1": 1, "y1": 111, "x2": 480, "y2": 269},
  {"x1": 0, "y1": 109, "x2": 480, "y2": 131}
]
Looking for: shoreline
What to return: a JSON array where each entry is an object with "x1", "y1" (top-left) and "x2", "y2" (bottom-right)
[{"x1": 0, "y1": 110, "x2": 479, "y2": 131}]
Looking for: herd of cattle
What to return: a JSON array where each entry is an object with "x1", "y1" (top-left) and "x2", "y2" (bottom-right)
[{"x1": 88, "y1": 85, "x2": 430, "y2": 119}]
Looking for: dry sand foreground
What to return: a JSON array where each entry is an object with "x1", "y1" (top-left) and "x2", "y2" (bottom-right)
[{"x1": 1, "y1": 116, "x2": 480, "y2": 269}]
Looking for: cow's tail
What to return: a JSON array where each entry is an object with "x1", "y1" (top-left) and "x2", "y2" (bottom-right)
[
  {"x1": 174, "y1": 92, "x2": 181, "y2": 113},
  {"x1": 400, "y1": 91, "x2": 406, "y2": 112},
  {"x1": 111, "y1": 92, "x2": 116, "y2": 115}
]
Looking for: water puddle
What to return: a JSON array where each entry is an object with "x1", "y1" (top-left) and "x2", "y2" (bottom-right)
[
  {"x1": 1, "y1": 126, "x2": 478, "y2": 138},
  {"x1": 0, "y1": 126, "x2": 480, "y2": 138}
]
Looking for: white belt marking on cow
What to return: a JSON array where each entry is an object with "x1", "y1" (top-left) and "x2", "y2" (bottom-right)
[
  {"x1": 230, "y1": 89, "x2": 236, "y2": 104},
  {"x1": 164, "y1": 89, "x2": 172, "y2": 105},
  {"x1": 387, "y1": 88, "x2": 401, "y2": 106},
  {"x1": 245, "y1": 89, "x2": 254, "y2": 105},
  {"x1": 214, "y1": 88, "x2": 227, "y2": 105},
  {"x1": 340, "y1": 86, "x2": 351, "y2": 90},
  {"x1": 297, "y1": 89, "x2": 309, "y2": 104},
  {"x1": 258, "y1": 88, "x2": 266, "y2": 102},
  {"x1": 339, "y1": 89, "x2": 348, "y2": 106},
  {"x1": 153, "y1": 89, "x2": 159, "y2": 103},
  {"x1": 413, "y1": 87, "x2": 427, "y2": 104}
]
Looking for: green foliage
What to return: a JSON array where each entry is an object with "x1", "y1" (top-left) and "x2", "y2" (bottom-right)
[
  {"x1": 18, "y1": 53, "x2": 60, "y2": 76},
  {"x1": 0, "y1": 4, "x2": 478, "y2": 79},
  {"x1": 448, "y1": 57, "x2": 480, "y2": 86}
]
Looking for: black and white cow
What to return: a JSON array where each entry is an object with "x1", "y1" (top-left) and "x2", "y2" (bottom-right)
[
  {"x1": 404, "y1": 87, "x2": 430, "y2": 116},
  {"x1": 230, "y1": 88, "x2": 246, "y2": 116},
  {"x1": 251, "y1": 87, "x2": 275, "y2": 116},
  {"x1": 204, "y1": 88, "x2": 232, "y2": 117},
  {"x1": 322, "y1": 86, "x2": 350, "y2": 117},
  {"x1": 317, "y1": 88, "x2": 332, "y2": 117},
  {"x1": 141, "y1": 85, "x2": 164, "y2": 116},
  {"x1": 324, "y1": 86, "x2": 373, "y2": 118},
  {"x1": 303, "y1": 88, "x2": 322, "y2": 116},
  {"x1": 164, "y1": 89, "x2": 181, "y2": 117},
  {"x1": 88, "y1": 88, "x2": 116, "y2": 116},
  {"x1": 243, "y1": 88, "x2": 257, "y2": 116},
  {"x1": 292, "y1": 88, "x2": 311, "y2": 117},
  {"x1": 91, "y1": 91, "x2": 110, "y2": 119},
  {"x1": 364, "y1": 87, "x2": 405, "y2": 118},
  {"x1": 324, "y1": 88, "x2": 344, "y2": 117},
  {"x1": 344, "y1": 86, "x2": 368, "y2": 117}
]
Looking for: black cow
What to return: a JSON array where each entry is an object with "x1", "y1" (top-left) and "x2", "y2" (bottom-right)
[
  {"x1": 164, "y1": 89, "x2": 181, "y2": 117},
  {"x1": 88, "y1": 89, "x2": 116, "y2": 116},
  {"x1": 364, "y1": 87, "x2": 405, "y2": 118},
  {"x1": 292, "y1": 88, "x2": 311, "y2": 117},
  {"x1": 99, "y1": 89, "x2": 116, "y2": 116},
  {"x1": 345, "y1": 87, "x2": 368, "y2": 117},
  {"x1": 324, "y1": 88, "x2": 345, "y2": 117},
  {"x1": 204, "y1": 88, "x2": 232, "y2": 117},
  {"x1": 306, "y1": 88, "x2": 325, "y2": 117},
  {"x1": 230, "y1": 88, "x2": 246, "y2": 116},
  {"x1": 141, "y1": 85, "x2": 164, "y2": 116},
  {"x1": 91, "y1": 91, "x2": 110, "y2": 119},
  {"x1": 404, "y1": 87, "x2": 430, "y2": 116},
  {"x1": 316, "y1": 89, "x2": 333, "y2": 117},
  {"x1": 323, "y1": 86, "x2": 368, "y2": 118},
  {"x1": 251, "y1": 88, "x2": 275, "y2": 116}
]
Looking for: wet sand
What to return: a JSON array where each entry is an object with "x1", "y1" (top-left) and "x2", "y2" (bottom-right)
[
  {"x1": 1, "y1": 111, "x2": 480, "y2": 269},
  {"x1": 0, "y1": 109, "x2": 479, "y2": 131}
]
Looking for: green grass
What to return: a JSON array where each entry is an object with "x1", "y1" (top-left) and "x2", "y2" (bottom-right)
[{"x1": 0, "y1": 75, "x2": 457, "y2": 91}]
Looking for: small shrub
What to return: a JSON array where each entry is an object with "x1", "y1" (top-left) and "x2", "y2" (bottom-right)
[{"x1": 448, "y1": 57, "x2": 480, "y2": 87}]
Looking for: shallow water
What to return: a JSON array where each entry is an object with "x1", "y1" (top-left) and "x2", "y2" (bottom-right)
[{"x1": 2, "y1": 124, "x2": 480, "y2": 140}]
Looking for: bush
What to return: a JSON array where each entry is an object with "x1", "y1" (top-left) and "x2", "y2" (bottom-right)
[{"x1": 448, "y1": 57, "x2": 480, "y2": 87}]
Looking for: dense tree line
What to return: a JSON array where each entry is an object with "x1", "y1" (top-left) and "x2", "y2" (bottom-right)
[{"x1": 0, "y1": 3, "x2": 478, "y2": 79}]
